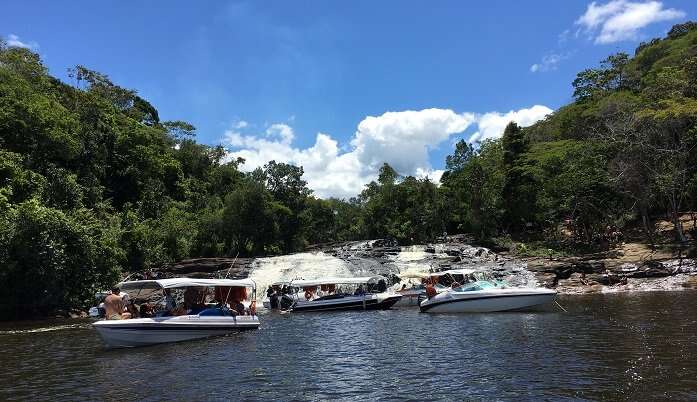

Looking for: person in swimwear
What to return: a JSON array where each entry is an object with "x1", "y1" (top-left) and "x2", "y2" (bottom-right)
[{"x1": 104, "y1": 287, "x2": 131, "y2": 320}]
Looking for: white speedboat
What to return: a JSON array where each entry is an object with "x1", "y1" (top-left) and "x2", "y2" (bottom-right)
[
  {"x1": 263, "y1": 276, "x2": 402, "y2": 312},
  {"x1": 93, "y1": 278, "x2": 259, "y2": 348},
  {"x1": 419, "y1": 270, "x2": 556, "y2": 313}
]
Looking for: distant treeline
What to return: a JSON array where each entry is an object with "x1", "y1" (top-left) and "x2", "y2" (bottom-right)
[{"x1": 2, "y1": 22, "x2": 697, "y2": 318}]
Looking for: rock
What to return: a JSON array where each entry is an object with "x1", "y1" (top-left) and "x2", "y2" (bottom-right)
[
  {"x1": 535, "y1": 272, "x2": 557, "y2": 288},
  {"x1": 69, "y1": 309, "x2": 87, "y2": 318}
]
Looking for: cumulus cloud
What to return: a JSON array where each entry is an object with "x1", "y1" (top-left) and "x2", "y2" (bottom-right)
[
  {"x1": 4, "y1": 34, "x2": 39, "y2": 50},
  {"x1": 468, "y1": 105, "x2": 553, "y2": 143},
  {"x1": 225, "y1": 107, "x2": 550, "y2": 198},
  {"x1": 575, "y1": 1, "x2": 685, "y2": 44},
  {"x1": 351, "y1": 109, "x2": 476, "y2": 176},
  {"x1": 530, "y1": 53, "x2": 571, "y2": 73}
]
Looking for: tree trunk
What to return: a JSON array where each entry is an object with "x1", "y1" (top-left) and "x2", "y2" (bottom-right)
[
  {"x1": 640, "y1": 205, "x2": 655, "y2": 248},
  {"x1": 670, "y1": 193, "x2": 686, "y2": 243}
]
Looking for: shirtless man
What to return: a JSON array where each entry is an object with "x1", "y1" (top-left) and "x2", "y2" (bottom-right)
[{"x1": 104, "y1": 287, "x2": 131, "y2": 320}]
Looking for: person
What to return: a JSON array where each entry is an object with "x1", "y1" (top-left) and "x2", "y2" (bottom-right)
[
  {"x1": 232, "y1": 299, "x2": 245, "y2": 316},
  {"x1": 425, "y1": 281, "x2": 437, "y2": 299},
  {"x1": 354, "y1": 285, "x2": 365, "y2": 296},
  {"x1": 112, "y1": 287, "x2": 130, "y2": 307},
  {"x1": 104, "y1": 287, "x2": 130, "y2": 320},
  {"x1": 139, "y1": 303, "x2": 153, "y2": 318},
  {"x1": 269, "y1": 291, "x2": 280, "y2": 309},
  {"x1": 163, "y1": 288, "x2": 176, "y2": 312},
  {"x1": 125, "y1": 299, "x2": 139, "y2": 318}
]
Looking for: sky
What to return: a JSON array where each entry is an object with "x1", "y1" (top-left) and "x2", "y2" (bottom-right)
[{"x1": 3, "y1": 1, "x2": 696, "y2": 198}]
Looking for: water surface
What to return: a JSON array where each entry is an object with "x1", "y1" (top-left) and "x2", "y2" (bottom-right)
[{"x1": 1, "y1": 292, "x2": 697, "y2": 401}]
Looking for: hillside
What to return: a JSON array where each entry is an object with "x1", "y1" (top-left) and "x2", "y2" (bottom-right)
[{"x1": 2, "y1": 22, "x2": 697, "y2": 318}]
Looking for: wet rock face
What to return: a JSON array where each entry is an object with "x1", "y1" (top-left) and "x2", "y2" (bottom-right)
[
  {"x1": 151, "y1": 238, "x2": 697, "y2": 294},
  {"x1": 145, "y1": 257, "x2": 255, "y2": 280},
  {"x1": 527, "y1": 255, "x2": 697, "y2": 293},
  {"x1": 313, "y1": 239, "x2": 535, "y2": 287}
]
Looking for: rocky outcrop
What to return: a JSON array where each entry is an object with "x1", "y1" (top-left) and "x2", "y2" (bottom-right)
[
  {"x1": 527, "y1": 255, "x2": 697, "y2": 293},
  {"x1": 149, "y1": 237, "x2": 697, "y2": 294},
  {"x1": 147, "y1": 257, "x2": 255, "y2": 279}
]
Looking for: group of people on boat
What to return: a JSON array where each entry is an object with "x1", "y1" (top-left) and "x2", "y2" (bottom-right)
[{"x1": 102, "y1": 284, "x2": 254, "y2": 320}]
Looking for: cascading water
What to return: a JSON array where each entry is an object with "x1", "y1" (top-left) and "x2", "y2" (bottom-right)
[
  {"x1": 247, "y1": 242, "x2": 542, "y2": 304},
  {"x1": 248, "y1": 251, "x2": 354, "y2": 297}
]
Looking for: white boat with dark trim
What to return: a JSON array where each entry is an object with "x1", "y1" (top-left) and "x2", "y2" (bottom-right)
[
  {"x1": 93, "y1": 278, "x2": 259, "y2": 348},
  {"x1": 419, "y1": 269, "x2": 556, "y2": 313},
  {"x1": 264, "y1": 276, "x2": 402, "y2": 312}
]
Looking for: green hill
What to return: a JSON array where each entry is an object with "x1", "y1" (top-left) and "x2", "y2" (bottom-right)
[{"x1": 440, "y1": 21, "x2": 697, "y2": 250}]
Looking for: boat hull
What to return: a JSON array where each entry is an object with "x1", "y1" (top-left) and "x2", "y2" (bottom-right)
[
  {"x1": 420, "y1": 289, "x2": 556, "y2": 313},
  {"x1": 394, "y1": 291, "x2": 423, "y2": 307},
  {"x1": 93, "y1": 316, "x2": 260, "y2": 348},
  {"x1": 291, "y1": 294, "x2": 402, "y2": 312}
]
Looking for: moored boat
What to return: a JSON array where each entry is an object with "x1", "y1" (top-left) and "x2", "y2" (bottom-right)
[
  {"x1": 419, "y1": 269, "x2": 556, "y2": 313},
  {"x1": 263, "y1": 276, "x2": 402, "y2": 312},
  {"x1": 93, "y1": 278, "x2": 259, "y2": 347}
]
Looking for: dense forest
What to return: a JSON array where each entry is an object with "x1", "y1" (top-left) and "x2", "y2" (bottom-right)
[{"x1": 2, "y1": 22, "x2": 697, "y2": 318}]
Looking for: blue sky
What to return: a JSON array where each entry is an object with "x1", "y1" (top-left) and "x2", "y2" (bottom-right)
[{"x1": 3, "y1": 1, "x2": 696, "y2": 198}]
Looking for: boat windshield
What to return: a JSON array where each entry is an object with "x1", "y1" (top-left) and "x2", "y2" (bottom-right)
[{"x1": 452, "y1": 280, "x2": 499, "y2": 292}]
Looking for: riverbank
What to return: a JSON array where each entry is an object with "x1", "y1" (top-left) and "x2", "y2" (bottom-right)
[
  {"x1": 147, "y1": 236, "x2": 697, "y2": 295},
  {"x1": 523, "y1": 241, "x2": 697, "y2": 294}
]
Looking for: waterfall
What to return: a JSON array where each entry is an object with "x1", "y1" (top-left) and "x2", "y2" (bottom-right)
[{"x1": 248, "y1": 251, "x2": 353, "y2": 297}]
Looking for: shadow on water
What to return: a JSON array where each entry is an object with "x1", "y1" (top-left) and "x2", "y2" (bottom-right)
[{"x1": 1, "y1": 292, "x2": 697, "y2": 400}]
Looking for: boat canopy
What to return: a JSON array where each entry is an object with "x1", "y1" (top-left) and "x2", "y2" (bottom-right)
[
  {"x1": 290, "y1": 276, "x2": 385, "y2": 287},
  {"x1": 429, "y1": 269, "x2": 479, "y2": 277},
  {"x1": 118, "y1": 278, "x2": 256, "y2": 292},
  {"x1": 397, "y1": 270, "x2": 429, "y2": 279}
]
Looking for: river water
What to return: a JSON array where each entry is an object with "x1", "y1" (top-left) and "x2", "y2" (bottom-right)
[{"x1": 1, "y1": 292, "x2": 697, "y2": 401}]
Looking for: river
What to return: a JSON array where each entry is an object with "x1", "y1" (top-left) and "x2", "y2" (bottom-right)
[{"x1": 1, "y1": 292, "x2": 697, "y2": 400}]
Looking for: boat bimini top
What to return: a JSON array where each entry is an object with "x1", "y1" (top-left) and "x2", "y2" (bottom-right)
[
  {"x1": 116, "y1": 278, "x2": 257, "y2": 301},
  {"x1": 118, "y1": 278, "x2": 256, "y2": 291},
  {"x1": 397, "y1": 270, "x2": 429, "y2": 280},
  {"x1": 289, "y1": 276, "x2": 386, "y2": 287},
  {"x1": 428, "y1": 269, "x2": 479, "y2": 277}
]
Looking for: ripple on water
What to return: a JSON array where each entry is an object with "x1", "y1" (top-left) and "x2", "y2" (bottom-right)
[{"x1": 1, "y1": 293, "x2": 697, "y2": 400}]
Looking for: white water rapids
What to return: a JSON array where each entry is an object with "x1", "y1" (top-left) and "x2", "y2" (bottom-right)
[
  {"x1": 247, "y1": 243, "x2": 540, "y2": 301},
  {"x1": 248, "y1": 252, "x2": 354, "y2": 295}
]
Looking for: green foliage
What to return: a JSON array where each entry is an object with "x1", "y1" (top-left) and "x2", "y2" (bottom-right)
[
  {"x1": 3, "y1": 22, "x2": 697, "y2": 317},
  {"x1": 0, "y1": 200, "x2": 123, "y2": 319}
]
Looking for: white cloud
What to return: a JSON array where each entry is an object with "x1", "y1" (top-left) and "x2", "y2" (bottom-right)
[
  {"x1": 415, "y1": 168, "x2": 445, "y2": 184},
  {"x1": 575, "y1": 1, "x2": 685, "y2": 44},
  {"x1": 351, "y1": 109, "x2": 476, "y2": 176},
  {"x1": 4, "y1": 34, "x2": 38, "y2": 50},
  {"x1": 224, "y1": 106, "x2": 550, "y2": 198},
  {"x1": 265, "y1": 123, "x2": 294, "y2": 144},
  {"x1": 469, "y1": 105, "x2": 553, "y2": 143},
  {"x1": 530, "y1": 53, "x2": 570, "y2": 73},
  {"x1": 233, "y1": 120, "x2": 248, "y2": 129}
]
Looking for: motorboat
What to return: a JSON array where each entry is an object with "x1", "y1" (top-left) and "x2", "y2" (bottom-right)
[
  {"x1": 263, "y1": 276, "x2": 402, "y2": 312},
  {"x1": 419, "y1": 269, "x2": 556, "y2": 313},
  {"x1": 93, "y1": 278, "x2": 259, "y2": 348}
]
